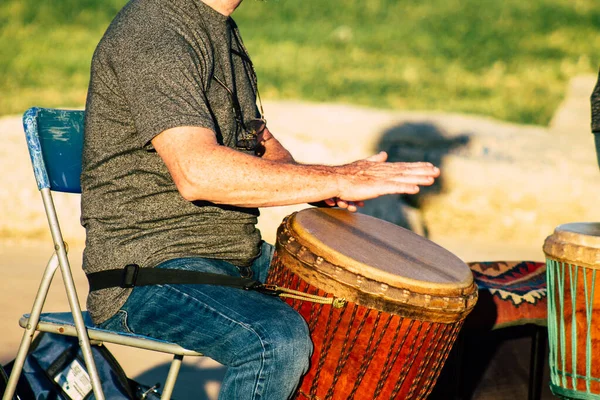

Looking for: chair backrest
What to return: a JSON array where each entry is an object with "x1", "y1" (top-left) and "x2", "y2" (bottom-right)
[{"x1": 23, "y1": 107, "x2": 85, "y2": 194}]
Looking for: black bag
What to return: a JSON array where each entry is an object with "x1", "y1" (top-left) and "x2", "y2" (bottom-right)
[{"x1": 1, "y1": 332, "x2": 163, "y2": 400}]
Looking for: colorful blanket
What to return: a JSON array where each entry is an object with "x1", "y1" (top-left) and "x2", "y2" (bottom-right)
[{"x1": 465, "y1": 261, "x2": 547, "y2": 330}]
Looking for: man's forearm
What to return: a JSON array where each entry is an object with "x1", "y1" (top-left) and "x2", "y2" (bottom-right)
[
  {"x1": 152, "y1": 125, "x2": 439, "y2": 208},
  {"x1": 177, "y1": 145, "x2": 341, "y2": 207}
]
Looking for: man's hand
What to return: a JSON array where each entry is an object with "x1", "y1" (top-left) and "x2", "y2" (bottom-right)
[
  {"x1": 334, "y1": 151, "x2": 440, "y2": 202},
  {"x1": 320, "y1": 198, "x2": 364, "y2": 212},
  {"x1": 313, "y1": 152, "x2": 437, "y2": 212}
]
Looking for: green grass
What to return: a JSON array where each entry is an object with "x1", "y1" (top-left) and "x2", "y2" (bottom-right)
[{"x1": 1, "y1": 0, "x2": 599, "y2": 125}]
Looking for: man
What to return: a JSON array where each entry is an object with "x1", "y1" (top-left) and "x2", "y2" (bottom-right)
[{"x1": 81, "y1": 0, "x2": 440, "y2": 398}]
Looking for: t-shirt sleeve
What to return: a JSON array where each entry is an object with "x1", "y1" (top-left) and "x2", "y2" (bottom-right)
[{"x1": 111, "y1": 30, "x2": 216, "y2": 147}]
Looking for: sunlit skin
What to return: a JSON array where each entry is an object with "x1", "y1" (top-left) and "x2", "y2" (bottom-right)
[{"x1": 151, "y1": 0, "x2": 441, "y2": 212}]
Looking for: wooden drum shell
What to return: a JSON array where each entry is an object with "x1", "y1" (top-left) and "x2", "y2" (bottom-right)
[
  {"x1": 268, "y1": 209, "x2": 478, "y2": 400},
  {"x1": 544, "y1": 223, "x2": 600, "y2": 399}
]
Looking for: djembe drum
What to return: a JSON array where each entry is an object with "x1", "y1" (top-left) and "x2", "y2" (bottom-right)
[
  {"x1": 544, "y1": 223, "x2": 600, "y2": 399},
  {"x1": 267, "y1": 208, "x2": 478, "y2": 400}
]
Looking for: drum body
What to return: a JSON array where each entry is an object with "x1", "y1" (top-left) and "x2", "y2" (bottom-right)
[
  {"x1": 544, "y1": 223, "x2": 600, "y2": 399},
  {"x1": 267, "y1": 208, "x2": 478, "y2": 400}
]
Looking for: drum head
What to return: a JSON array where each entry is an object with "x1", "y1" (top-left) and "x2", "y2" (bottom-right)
[
  {"x1": 544, "y1": 222, "x2": 600, "y2": 268},
  {"x1": 283, "y1": 208, "x2": 473, "y2": 295}
]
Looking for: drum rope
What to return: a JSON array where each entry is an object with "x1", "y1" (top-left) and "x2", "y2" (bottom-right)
[
  {"x1": 348, "y1": 312, "x2": 389, "y2": 400},
  {"x1": 373, "y1": 317, "x2": 410, "y2": 399},
  {"x1": 391, "y1": 322, "x2": 424, "y2": 398},
  {"x1": 289, "y1": 267, "x2": 306, "y2": 310},
  {"x1": 271, "y1": 286, "x2": 346, "y2": 307},
  {"x1": 263, "y1": 261, "x2": 347, "y2": 308},
  {"x1": 569, "y1": 264, "x2": 580, "y2": 390},
  {"x1": 557, "y1": 261, "x2": 568, "y2": 388},
  {"x1": 311, "y1": 301, "x2": 345, "y2": 397},
  {"x1": 407, "y1": 323, "x2": 443, "y2": 399},
  {"x1": 583, "y1": 268, "x2": 597, "y2": 394},
  {"x1": 401, "y1": 322, "x2": 433, "y2": 399},
  {"x1": 546, "y1": 260, "x2": 559, "y2": 385},
  {"x1": 326, "y1": 305, "x2": 361, "y2": 400},
  {"x1": 419, "y1": 323, "x2": 455, "y2": 399},
  {"x1": 307, "y1": 286, "x2": 323, "y2": 332},
  {"x1": 547, "y1": 259, "x2": 600, "y2": 398}
]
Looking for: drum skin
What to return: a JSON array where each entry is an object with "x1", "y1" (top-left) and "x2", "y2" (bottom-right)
[
  {"x1": 544, "y1": 223, "x2": 600, "y2": 398},
  {"x1": 268, "y1": 208, "x2": 478, "y2": 400}
]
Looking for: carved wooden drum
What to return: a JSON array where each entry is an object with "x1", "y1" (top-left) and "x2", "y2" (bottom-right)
[
  {"x1": 267, "y1": 208, "x2": 478, "y2": 400},
  {"x1": 544, "y1": 223, "x2": 600, "y2": 399}
]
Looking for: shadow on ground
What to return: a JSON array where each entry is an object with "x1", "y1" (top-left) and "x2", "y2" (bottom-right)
[{"x1": 361, "y1": 121, "x2": 470, "y2": 238}]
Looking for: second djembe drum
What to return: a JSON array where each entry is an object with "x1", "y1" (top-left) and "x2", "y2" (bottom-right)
[
  {"x1": 267, "y1": 208, "x2": 478, "y2": 400},
  {"x1": 544, "y1": 222, "x2": 600, "y2": 399}
]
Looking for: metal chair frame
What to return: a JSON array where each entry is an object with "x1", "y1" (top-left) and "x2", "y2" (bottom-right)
[{"x1": 3, "y1": 107, "x2": 202, "y2": 400}]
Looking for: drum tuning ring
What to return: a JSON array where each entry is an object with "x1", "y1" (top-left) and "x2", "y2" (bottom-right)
[{"x1": 400, "y1": 290, "x2": 410, "y2": 302}]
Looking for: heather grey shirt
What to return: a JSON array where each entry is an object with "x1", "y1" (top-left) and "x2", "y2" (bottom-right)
[{"x1": 82, "y1": 0, "x2": 262, "y2": 324}]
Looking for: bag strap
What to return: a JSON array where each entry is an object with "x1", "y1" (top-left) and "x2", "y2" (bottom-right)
[
  {"x1": 87, "y1": 264, "x2": 347, "y2": 308},
  {"x1": 87, "y1": 264, "x2": 265, "y2": 292}
]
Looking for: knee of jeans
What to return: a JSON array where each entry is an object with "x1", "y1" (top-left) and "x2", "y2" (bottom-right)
[
  {"x1": 231, "y1": 313, "x2": 312, "y2": 373},
  {"x1": 268, "y1": 313, "x2": 313, "y2": 375}
]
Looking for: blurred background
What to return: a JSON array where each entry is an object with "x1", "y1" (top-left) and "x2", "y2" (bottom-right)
[
  {"x1": 1, "y1": 0, "x2": 598, "y2": 123},
  {"x1": 1, "y1": 0, "x2": 599, "y2": 399}
]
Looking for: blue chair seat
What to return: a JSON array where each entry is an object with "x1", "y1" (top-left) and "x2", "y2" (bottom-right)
[{"x1": 20, "y1": 312, "x2": 202, "y2": 357}]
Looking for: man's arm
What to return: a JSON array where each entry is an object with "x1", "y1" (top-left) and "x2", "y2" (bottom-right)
[
  {"x1": 259, "y1": 128, "x2": 367, "y2": 210},
  {"x1": 151, "y1": 126, "x2": 439, "y2": 208}
]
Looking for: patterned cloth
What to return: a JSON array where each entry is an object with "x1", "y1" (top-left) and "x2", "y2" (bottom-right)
[{"x1": 465, "y1": 261, "x2": 547, "y2": 330}]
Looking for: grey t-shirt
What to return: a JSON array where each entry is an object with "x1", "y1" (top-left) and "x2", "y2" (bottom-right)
[{"x1": 82, "y1": 0, "x2": 262, "y2": 324}]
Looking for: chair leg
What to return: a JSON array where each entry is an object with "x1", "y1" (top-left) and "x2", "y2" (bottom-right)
[
  {"x1": 43, "y1": 189, "x2": 105, "y2": 400},
  {"x1": 161, "y1": 354, "x2": 184, "y2": 400},
  {"x1": 3, "y1": 253, "x2": 59, "y2": 400},
  {"x1": 528, "y1": 326, "x2": 547, "y2": 400}
]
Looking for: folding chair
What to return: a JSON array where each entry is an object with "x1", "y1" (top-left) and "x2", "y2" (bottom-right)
[{"x1": 3, "y1": 107, "x2": 203, "y2": 400}]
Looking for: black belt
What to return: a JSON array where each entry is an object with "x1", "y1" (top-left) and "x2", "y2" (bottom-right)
[{"x1": 87, "y1": 264, "x2": 280, "y2": 295}]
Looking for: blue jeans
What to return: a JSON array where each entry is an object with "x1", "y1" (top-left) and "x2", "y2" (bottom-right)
[{"x1": 99, "y1": 242, "x2": 312, "y2": 400}]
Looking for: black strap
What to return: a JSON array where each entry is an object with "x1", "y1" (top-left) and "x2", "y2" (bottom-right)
[{"x1": 87, "y1": 264, "x2": 274, "y2": 294}]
